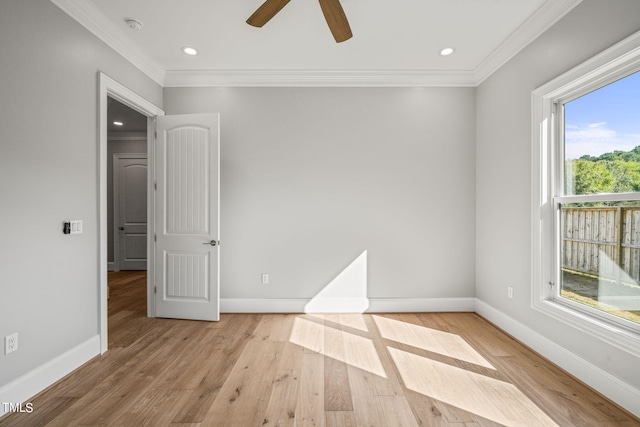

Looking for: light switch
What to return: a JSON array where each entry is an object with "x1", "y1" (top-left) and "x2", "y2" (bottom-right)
[{"x1": 69, "y1": 220, "x2": 83, "y2": 234}]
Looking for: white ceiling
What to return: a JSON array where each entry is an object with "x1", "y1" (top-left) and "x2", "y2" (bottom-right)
[{"x1": 52, "y1": 0, "x2": 582, "y2": 87}]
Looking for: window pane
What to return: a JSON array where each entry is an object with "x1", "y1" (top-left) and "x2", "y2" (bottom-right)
[
  {"x1": 560, "y1": 202, "x2": 640, "y2": 325},
  {"x1": 564, "y1": 71, "x2": 640, "y2": 195}
]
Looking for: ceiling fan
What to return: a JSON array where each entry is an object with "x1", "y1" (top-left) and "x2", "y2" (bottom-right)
[{"x1": 247, "y1": 0, "x2": 353, "y2": 43}]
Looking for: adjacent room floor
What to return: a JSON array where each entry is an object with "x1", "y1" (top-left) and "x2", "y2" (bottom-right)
[{"x1": 1, "y1": 271, "x2": 638, "y2": 426}]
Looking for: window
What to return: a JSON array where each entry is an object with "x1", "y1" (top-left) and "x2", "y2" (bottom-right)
[
  {"x1": 557, "y1": 71, "x2": 640, "y2": 328},
  {"x1": 533, "y1": 31, "x2": 640, "y2": 349}
]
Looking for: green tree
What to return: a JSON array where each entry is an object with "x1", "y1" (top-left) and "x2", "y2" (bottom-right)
[
  {"x1": 568, "y1": 146, "x2": 640, "y2": 194},
  {"x1": 617, "y1": 160, "x2": 640, "y2": 191},
  {"x1": 567, "y1": 159, "x2": 613, "y2": 194},
  {"x1": 606, "y1": 159, "x2": 634, "y2": 192}
]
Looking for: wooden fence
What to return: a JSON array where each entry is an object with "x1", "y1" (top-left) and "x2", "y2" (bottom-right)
[{"x1": 561, "y1": 206, "x2": 640, "y2": 282}]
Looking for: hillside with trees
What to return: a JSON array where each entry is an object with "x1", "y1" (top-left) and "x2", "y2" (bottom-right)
[{"x1": 568, "y1": 146, "x2": 640, "y2": 194}]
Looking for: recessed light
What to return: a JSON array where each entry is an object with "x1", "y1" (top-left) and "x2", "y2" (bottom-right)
[
  {"x1": 440, "y1": 47, "x2": 455, "y2": 56},
  {"x1": 182, "y1": 47, "x2": 198, "y2": 56},
  {"x1": 113, "y1": 121, "x2": 124, "y2": 126}
]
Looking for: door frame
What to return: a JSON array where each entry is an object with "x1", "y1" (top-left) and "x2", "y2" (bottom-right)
[
  {"x1": 99, "y1": 72, "x2": 164, "y2": 354},
  {"x1": 113, "y1": 152, "x2": 148, "y2": 272}
]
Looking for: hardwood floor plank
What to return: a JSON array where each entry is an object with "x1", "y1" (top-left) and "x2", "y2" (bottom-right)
[
  {"x1": 50, "y1": 321, "x2": 208, "y2": 426},
  {"x1": 325, "y1": 410, "x2": 357, "y2": 427},
  {"x1": 296, "y1": 353, "x2": 325, "y2": 427},
  {"x1": 290, "y1": 314, "x2": 325, "y2": 354},
  {"x1": 362, "y1": 315, "x2": 407, "y2": 398},
  {"x1": 171, "y1": 314, "x2": 261, "y2": 424},
  {"x1": 403, "y1": 392, "x2": 447, "y2": 427},
  {"x1": 199, "y1": 336, "x2": 282, "y2": 426},
  {"x1": 346, "y1": 364, "x2": 387, "y2": 426},
  {"x1": 1, "y1": 273, "x2": 638, "y2": 426},
  {"x1": 268, "y1": 313, "x2": 297, "y2": 342},
  {"x1": 110, "y1": 387, "x2": 193, "y2": 426},
  {"x1": 170, "y1": 387, "x2": 220, "y2": 425},
  {"x1": 263, "y1": 342, "x2": 304, "y2": 426},
  {"x1": 323, "y1": 314, "x2": 353, "y2": 412},
  {"x1": 379, "y1": 395, "x2": 420, "y2": 427},
  {"x1": 324, "y1": 356, "x2": 353, "y2": 412},
  {"x1": 0, "y1": 397, "x2": 78, "y2": 427}
]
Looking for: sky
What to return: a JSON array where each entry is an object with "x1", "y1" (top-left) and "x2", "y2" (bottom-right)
[{"x1": 564, "y1": 70, "x2": 640, "y2": 160}]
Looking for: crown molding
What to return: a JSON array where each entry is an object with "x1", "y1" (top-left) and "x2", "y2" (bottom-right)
[
  {"x1": 473, "y1": 0, "x2": 583, "y2": 85},
  {"x1": 163, "y1": 69, "x2": 477, "y2": 88},
  {"x1": 52, "y1": 0, "x2": 582, "y2": 88},
  {"x1": 50, "y1": 0, "x2": 165, "y2": 86}
]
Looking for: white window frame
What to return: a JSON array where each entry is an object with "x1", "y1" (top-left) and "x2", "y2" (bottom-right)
[{"x1": 532, "y1": 30, "x2": 640, "y2": 355}]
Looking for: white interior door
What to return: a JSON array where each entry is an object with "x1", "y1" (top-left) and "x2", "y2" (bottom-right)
[
  {"x1": 114, "y1": 154, "x2": 147, "y2": 271},
  {"x1": 155, "y1": 113, "x2": 220, "y2": 321}
]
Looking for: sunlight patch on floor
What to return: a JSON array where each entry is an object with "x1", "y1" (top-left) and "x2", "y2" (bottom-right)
[
  {"x1": 289, "y1": 316, "x2": 387, "y2": 378},
  {"x1": 389, "y1": 347, "x2": 558, "y2": 427},
  {"x1": 306, "y1": 313, "x2": 369, "y2": 332},
  {"x1": 372, "y1": 315, "x2": 495, "y2": 370}
]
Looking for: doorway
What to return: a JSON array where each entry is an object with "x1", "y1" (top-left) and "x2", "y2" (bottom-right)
[
  {"x1": 99, "y1": 72, "x2": 165, "y2": 353},
  {"x1": 107, "y1": 97, "x2": 148, "y2": 272},
  {"x1": 106, "y1": 98, "x2": 148, "y2": 339}
]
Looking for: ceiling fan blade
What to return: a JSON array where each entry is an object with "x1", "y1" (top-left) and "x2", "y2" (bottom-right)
[
  {"x1": 247, "y1": 0, "x2": 291, "y2": 27},
  {"x1": 318, "y1": 0, "x2": 352, "y2": 43}
]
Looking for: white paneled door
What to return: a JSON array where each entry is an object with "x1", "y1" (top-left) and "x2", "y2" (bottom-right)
[
  {"x1": 115, "y1": 154, "x2": 147, "y2": 271},
  {"x1": 155, "y1": 114, "x2": 220, "y2": 321}
]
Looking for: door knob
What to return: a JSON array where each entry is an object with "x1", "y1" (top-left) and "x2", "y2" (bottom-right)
[
  {"x1": 119, "y1": 227, "x2": 124, "y2": 231},
  {"x1": 202, "y1": 240, "x2": 218, "y2": 246}
]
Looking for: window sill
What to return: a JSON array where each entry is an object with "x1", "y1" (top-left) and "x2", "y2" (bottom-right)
[{"x1": 532, "y1": 297, "x2": 640, "y2": 356}]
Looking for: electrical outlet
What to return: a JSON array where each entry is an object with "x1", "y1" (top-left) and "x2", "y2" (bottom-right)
[
  {"x1": 261, "y1": 273, "x2": 269, "y2": 284},
  {"x1": 5, "y1": 333, "x2": 18, "y2": 355},
  {"x1": 508, "y1": 287, "x2": 514, "y2": 299}
]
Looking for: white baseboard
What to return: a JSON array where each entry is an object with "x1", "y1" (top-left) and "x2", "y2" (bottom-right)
[
  {"x1": 475, "y1": 299, "x2": 640, "y2": 418},
  {"x1": 221, "y1": 298, "x2": 308, "y2": 313},
  {"x1": 220, "y1": 297, "x2": 476, "y2": 313},
  {"x1": 0, "y1": 335, "x2": 100, "y2": 418},
  {"x1": 368, "y1": 297, "x2": 475, "y2": 312},
  {"x1": 107, "y1": 262, "x2": 115, "y2": 272}
]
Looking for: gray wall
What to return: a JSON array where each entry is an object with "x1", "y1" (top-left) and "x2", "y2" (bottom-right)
[
  {"x1": 0, "y1": 0, "x2": 162, "y2": 386},
  {"x1": 476, "y1": 0, "x2": 640, "y2": 395},
  {"x1": 164, "y1": 87, "x2": 476, "y2": 302}
]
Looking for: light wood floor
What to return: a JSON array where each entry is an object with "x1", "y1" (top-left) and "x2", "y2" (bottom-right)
[{"x1": 1, "y1": 272, "x2": 638, "y2": 426}]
